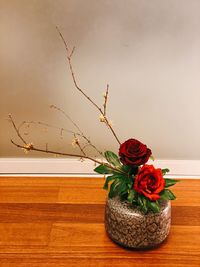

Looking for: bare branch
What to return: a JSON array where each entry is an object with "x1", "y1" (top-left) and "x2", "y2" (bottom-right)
[
  {"x1": 8, "y1": 114, "x2": 27, "y2": 145},
  {"x1": 103, "y1": 84, "x2": 109, "y2": 116},
  {"x1": 60, "y1": 128, "x2": 64, "y2": 139},
  {"x1": 50, "y1": 104, "x2": 104, "y2": 156},
  {"x1": 56, "y1": 27, "x2": 102, "y2": 112},
  {"x1": 56, "y1": 26, "x2": 121, "y2": 145},
  {"x1": 73, "y1": 133, "x2": 86, "y2": 156},
  {"x1": 56, "y1": 26, "x2": 70, "y2": 52},
  {"x1": 18, "y1": 120, "x2": 78, "y2": 137},
  {"x1": 50, "y1": 105, "x2": 83, "y2": 134},
  {"x1": 69, "y1": 46, "x2": 75, "y2": 58},
  {"x1": 10, "y1": 139, "x2": 125, "y2": 174},
  {"x1": 15, "y1": 116, "x2": 104, "y2": 158}
]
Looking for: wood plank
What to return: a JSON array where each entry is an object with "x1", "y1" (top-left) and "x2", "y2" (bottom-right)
[
  {"x1": 0, "y1": 178, "x2": 199, "y2": 206},
  {"x1": 49, "y1": 224, "x2": 200, "y2": 252},
  {"x1": 0, "y1": 177, "x2": 104, "y2": 187},
  {"x1": 0, "y1": 186, "x2": 59, "y2": 203},
  {"x1": 0, "y1": 223, "x2": 52, "y2": 246},
  {"x1": 0, "y1": 204, "x2": 199, "y2": 226}
]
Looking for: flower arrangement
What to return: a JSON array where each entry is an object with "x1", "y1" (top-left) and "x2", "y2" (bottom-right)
[
  {"x1": 95, "y1": 139, "x2": 178, "y2": 213},
  {"x1": 9, "y1": 27, "x2": 179, "y2": 214}
]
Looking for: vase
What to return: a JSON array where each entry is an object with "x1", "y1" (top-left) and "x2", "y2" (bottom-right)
[{"x1": 105, "y1": 197, "x2": 171, "y2": 249}]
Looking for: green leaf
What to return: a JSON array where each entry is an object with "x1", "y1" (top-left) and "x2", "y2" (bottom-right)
[
  {"x1": 164, "y1": 178, "x2": 180, "y2": 188},
  {"x1": 159, "y1": 190, "x2": 169, "y2": 200},
  {"x1": 104, "y1": 151, "x2": 121, "y2": 167},
  {"x1": 120, "y1": 165, "x2": 131, "y2": 173},
  {"x1": 117, "y1": 181, "x2": 128, "y2": 195},
  {"x1": 137, "y1": 195, "x2": 148, "y2": 214},
  {"x1": 148, "y1": 201, "x2": 160, "y2": 213},
  {"x1": 167, "y1": 189, "x2": 176, "y2": 200},
  {"x1": 160, "y1": 189, "x2": 176, "y2": 200},
  {"x1": 127, "y1": 189, "x2": 137, "y2": 203},
  {"x1": 103, "y1": 175, "x2": 115, "y2": 190},
  {"x1": 162, "y1": 168, "x2": 170, "y2": 176},
  {"x1": 128, "y1": 180, "x2": 134, "y2": 189},
  {"x1": 108, "y1": 177, "x2": 129, "y2": 198},
  {"x1": 94, "y1": 164, "x2": 113, "y2": 174},
  {"x1": 141, "y1": 198, "x2": 148, "y2": 214},
  {"x1": 104, "y1": 171, "x2": 130, "y2": 191},
  {"x1": 137, "y1": 194, "x2": 143, "y2": 206},
  {"x1": 108, "y1": 179, "x2": 121, "y2": 198},
  {"x1": 111, "y1": 173, "x2": 128, "y2": 180}
]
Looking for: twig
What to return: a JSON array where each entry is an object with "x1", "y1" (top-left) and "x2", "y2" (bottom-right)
[
  {"x1": 56, "y1": 26, "x2": 121, "y2": 145},
  {"x1": 18, "y1": 120, "x2": 77, "y2": 136},
  {"x1": 103, "y1": 84, "x2": 109, "y2": 116},
  {"x1": 73, "y1": 133, "x2": 86, "y2": 156},
  {"x1": 69, "y1": 46, "x2": 75, "y2": 58},
  {"x1": 56, "y1": 27, "x2": 101, "y2": 112},
  {"x1": 50, "y1": 105, "x2": 83, "y2": 136},
  {"x1": 9, "y1": 114, "x2": 27, "y2": 145},
  {"x1": 50, "y1": 104, "x2": 104, "y2": 156},
  {"x1": 60, "y1": 128, "x2": 64, "y2": 138}
]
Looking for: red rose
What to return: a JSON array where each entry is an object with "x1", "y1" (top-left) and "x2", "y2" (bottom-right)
[
  {"x1": 134, "y1": 165, "x2": 165, "y2": 201},
  {"x1": 119, "y1": 139, "x2": 152, "y2": 166}
]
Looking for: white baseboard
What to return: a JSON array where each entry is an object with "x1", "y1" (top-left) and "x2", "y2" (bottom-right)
[{"x1": 0, "y1": 158, "x2": 200, "y2": 178}]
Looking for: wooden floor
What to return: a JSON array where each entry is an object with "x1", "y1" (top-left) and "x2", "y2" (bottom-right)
[{"x1": 0, "y1": 177, "x2": 199, "y2": 267}]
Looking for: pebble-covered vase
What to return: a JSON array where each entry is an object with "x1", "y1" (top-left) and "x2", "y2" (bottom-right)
[{"x1": 105, "y1": 197, "x2": 171, "y2": 249}]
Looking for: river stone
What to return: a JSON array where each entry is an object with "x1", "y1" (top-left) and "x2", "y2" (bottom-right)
[{"x1": 105, "y1": 197, "x2": 171, "y2": 249}]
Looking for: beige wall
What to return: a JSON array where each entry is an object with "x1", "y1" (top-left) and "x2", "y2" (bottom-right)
[{"x1": 1, "y1": 0, "x2": 200, "y2": 159}]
